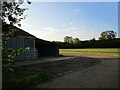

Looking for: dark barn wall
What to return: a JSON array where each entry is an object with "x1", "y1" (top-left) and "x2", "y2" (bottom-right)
[
  {"x1": 4, "y1": 36, "x2": 59, "y2": 61},
  {"x1": 35, "y1": 38, "x2": 59, "y2": 57},
  {"x1": 37, "y1": 46, "x2": 59, "y2": 57},
  {"x1": 49, "y1": 46, "x2": 59, "y2": 57},
  {"x1": 3, "y1": 36, "x2": 37, "y2": 61}
]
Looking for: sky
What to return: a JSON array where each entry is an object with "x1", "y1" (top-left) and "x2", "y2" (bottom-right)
[{"x1": 19, "y1": 2, "x2": 118, "y2": 41}]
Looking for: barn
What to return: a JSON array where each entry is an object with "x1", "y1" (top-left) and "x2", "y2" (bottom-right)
[{"x1": 3, "y1": 24, "x2": 59, "y2": 61}]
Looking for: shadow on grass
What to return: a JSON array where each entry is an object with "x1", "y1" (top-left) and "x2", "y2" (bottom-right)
[{"x1": 2, "y1": 69, "x2": 54, "y2": 88}]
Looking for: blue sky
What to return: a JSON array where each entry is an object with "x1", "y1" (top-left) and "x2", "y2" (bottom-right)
[{"x1": 20, "y1": 2, "x2": 118, "y2": 41}]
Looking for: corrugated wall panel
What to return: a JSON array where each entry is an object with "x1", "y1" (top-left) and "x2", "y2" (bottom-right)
[
  {"x1": 21, "y1": 37, "x2": 24, "y2": 61},
  {"x1": 3, "y1": 36, "x2": 37, "y2": 61}
]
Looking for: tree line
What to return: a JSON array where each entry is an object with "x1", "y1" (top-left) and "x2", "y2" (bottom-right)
[{"x1": 53, "y1": 30, "x2": 120, "y2": 48}]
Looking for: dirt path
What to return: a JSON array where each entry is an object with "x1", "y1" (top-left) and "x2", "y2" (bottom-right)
[
  {"x1": 32, "y1": 58, "x2": 118, "y2": 88},
  {"x1": 62, "y1": 53, "x2": 117, "y2": 58}
]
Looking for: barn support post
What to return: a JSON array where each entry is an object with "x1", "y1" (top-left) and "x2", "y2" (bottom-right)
[
  {"x1": 0, "y1": 3, "x2": 2, "y2": 89},
  {"x1": 33, "y1": 38, "x2": 36, "y2": 60},
  {"x1": 118, "y1": 2, "x2": 120, "y2": 89}
]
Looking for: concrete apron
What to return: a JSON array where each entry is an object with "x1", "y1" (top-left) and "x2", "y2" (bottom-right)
[
  {"x1": 16, "y1": 57, "x2": 77, "y2": 67},
  {"x1": 33, "y1": 58, "x2": 118, "y2": 88}
]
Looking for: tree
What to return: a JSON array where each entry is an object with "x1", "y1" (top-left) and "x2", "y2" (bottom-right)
[
  {"x1": 73, "y1": 38, "x2": 80, "y2": 44},
  {"x1": 1, "y1": 0, "x2": 31, "y2": 71},
  {"x1": 64, "y1": 36, "x2": 73, "y2": 43},
  {"x1": 1, "y1": 0, "x2": 31, "y2": 26},
  {"x1": 91, "y1": 37, "x2": 96, "y2": 41},
  {"x1": 99, "y1": 30, "x2": 117, "y2": 40}
]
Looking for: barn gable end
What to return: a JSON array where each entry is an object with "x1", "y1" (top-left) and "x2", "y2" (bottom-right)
[{"x1": 3, "y1": 25, "x2": 59, "y2": 61}]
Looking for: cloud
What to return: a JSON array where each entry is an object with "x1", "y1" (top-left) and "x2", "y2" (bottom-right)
[
  {"x1": 43, "y1": 27, "x2": 59, "y2": 32},
  {"x1": 69, "y1": 22, "x2": 74, "y2": 25},
  {"x1": 22, "y1": 26, "x2": 101, "y2": 41},
  {"x1": 66, "y1": 26, "x2": 100, "y2": 40},
  {"x1": 41, "y1": 27, "x2": 65, "y2": 41},
  {"x1": 21, "y1": 21, "x2": 33, "y2": 28},
  {"x1": 67, "y1": 27, "x2": 82, "y2": 30},
  {"x1": 72, "y1": 30, "x2": 100, "y2": 40},
  {"x1": 73, "y1": 8, "x2": 80, "y2": 14},
  {"x1": 25, "y1": 27, "x2": 65, "y2": 41},
  {"x1": 63, "y1": 22, "x2": 77, "y2": 27}
]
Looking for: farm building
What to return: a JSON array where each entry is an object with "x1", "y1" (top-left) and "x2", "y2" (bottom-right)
[{"x1": 3, "y1": 24, "x2": 59, "y2": 61}]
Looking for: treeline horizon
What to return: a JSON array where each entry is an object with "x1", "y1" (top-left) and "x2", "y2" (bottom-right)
[{"x1": 52, "y1": 30, "x2": 120, "y2": 48}]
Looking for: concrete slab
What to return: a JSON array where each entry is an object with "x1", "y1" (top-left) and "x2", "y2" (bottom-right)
[
  {"x1": 16, "y1": 57, "x2": 77, "y2": 67},
  {"x1": 33, "y1": 58, "x2": 118, "y2": 88}
]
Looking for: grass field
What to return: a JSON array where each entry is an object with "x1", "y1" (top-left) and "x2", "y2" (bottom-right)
[{"x1": 60, "y1": 48, "x2": 120, "y2": 57}]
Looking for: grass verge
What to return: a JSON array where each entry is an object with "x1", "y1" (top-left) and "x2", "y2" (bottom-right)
[{"x1": 3, "y1": 69, "x2": 54, "y2": 88}]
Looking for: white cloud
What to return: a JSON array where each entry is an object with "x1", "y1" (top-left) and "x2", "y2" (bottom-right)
[
  {"x1": 67, "y1": 27, "x2": 82, "y2": 30},
  {"x1": 21, "y1": 21, "x2": 33, "y2": 28},
  {"x1": 25, "y1": 27, "x2": 65, "y2": 41},
  {"x1": 63, "y1": 22, "x2": 77, "y2": 27},
  {"x1": 73, "y1": 8, "x2": 80, "y2": 14},
  {"x1": 69, "y1": 22, "x2": 74, "y2": 25},
  {"x1": 66, "y1": 26, "x2": 100, "y2": 40},
  {"x1": 43, "y1": 27, "x2": 58, "y2": 32},
  {"x1": 41, "y1": 27, "x2": 65, "y2": 41},
  {"x1": 22, "y1": 26, "x2": 101, "y2": 41},
  {"x1": 71, "y1": 30, "x2": 100, "y2": 40}
]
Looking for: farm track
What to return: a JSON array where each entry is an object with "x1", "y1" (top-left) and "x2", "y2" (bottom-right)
[
  {"x1": 33, "y1": 58, "x2": 118, "y2": 88},
  {"x1": 62, "y1": 53, "x2": 118, "y2": 58},
  {"x1": 61, "y1": 51, "x2": 120, "y2": 53}
]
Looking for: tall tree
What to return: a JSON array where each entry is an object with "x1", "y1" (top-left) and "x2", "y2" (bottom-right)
[
  {"x1": 1, "y1": 0, "x2": 31, "y2": 71},
  {"x1": 64, "y1": 36, "x2": 73, "y2": 43},
  {"x1": 1, "y1": 0, "x2": 31, "y2": 35},
  {"x1": 73, "y1": 38, "x2": 80, "y2": 44},
  {"x1": 1, "y1": 0, "x2": 31, "y2": 26},
  {"x1": 99, "y1": 30, "x2": 117, "y2": 40}
]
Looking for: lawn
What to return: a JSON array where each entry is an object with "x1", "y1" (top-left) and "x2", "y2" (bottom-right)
[{"x1": 60, "y1": 48, "x2": 120, "y2": 57}]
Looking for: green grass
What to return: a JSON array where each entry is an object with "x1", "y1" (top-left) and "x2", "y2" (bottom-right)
[
  {"x1": 60, "y1": 48, "x2": 120, "y2": 57},
  {"x1": 3, "y1": 69, "x2": 54, "y2": 88}
]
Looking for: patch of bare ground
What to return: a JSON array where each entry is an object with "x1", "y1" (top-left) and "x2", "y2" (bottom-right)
[
  {"x1": 68, "y1": 51, "x2": 120, "y2": 53},
  {"x1": 62, "y1": 53, "x2": 118, "y2": 58}
]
